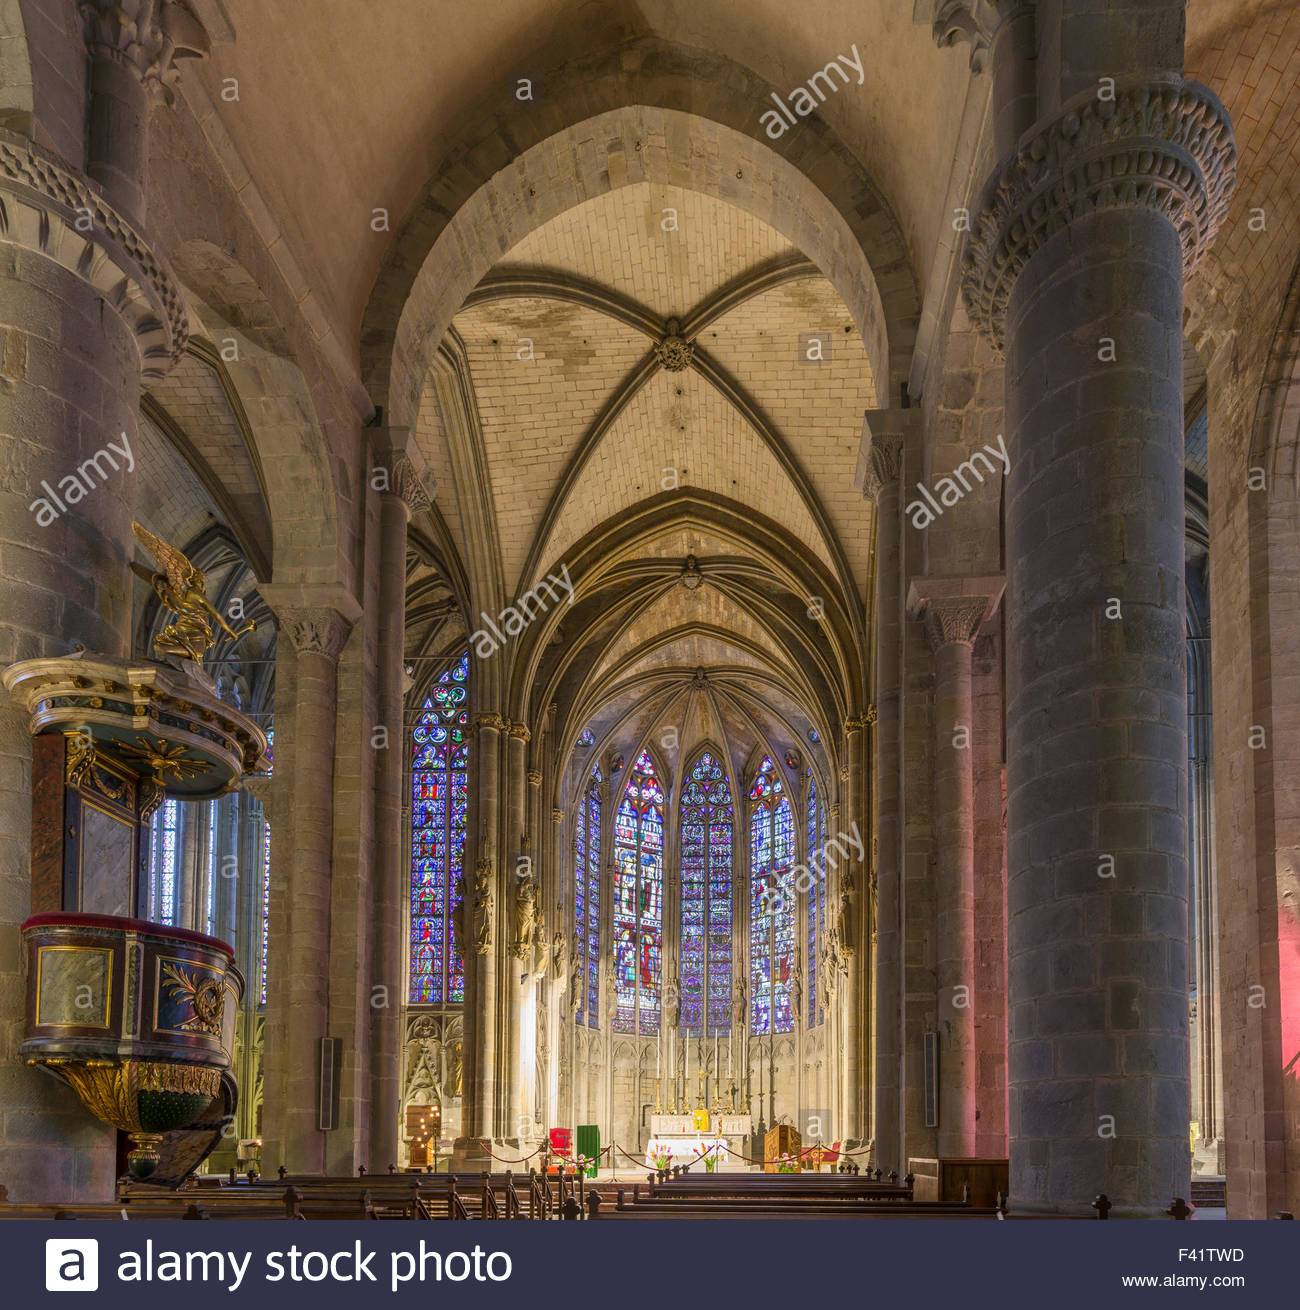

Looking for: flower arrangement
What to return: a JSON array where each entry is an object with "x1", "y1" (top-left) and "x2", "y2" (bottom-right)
[
  {"x1": 703, "y1": 1147, "x2": 719, "y2": 1173},
  {"x1": 777, "y1": 1152, "x2": 799, "y2": 1174},
  {"x1": 651, "y1": 1146, "x2": 673, "y2": 1171},
  {"x1": 574, "y1": 1153, "x2": 595, "y2": 1178}
]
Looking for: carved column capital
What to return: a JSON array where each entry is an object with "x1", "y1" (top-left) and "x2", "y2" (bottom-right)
[
  {"x1": 0, "y1": 129, "x2": 188, "y2": 380},
  {"x1": 276, "y1": 607, "x2": 353, "y2": 661},
  {"x1": 907, "y1": 576, "x2": 1005, "y2": 651},
  {"x1": 508, "y1": 722, "x2": 532, "y2": 743},
  {"x1": 861, "y1": 435, "x2": 906, "y2": 502},
  {"x1": 918, "y1": 597, "x2": 989, "y2": 650},
  {"x1": 551, "y1": 808, "x2": 564, "y2": 824},
  {"x1": 526, "y1": 769, "x2": 543, "y2": 787},
  {"x1": 80, "y1": 0, "x2": 210, "y2": 103},
  {"x1": 474, "y1": 712, "x2": 505, "y2": 734},
  {"x1": 962, "y1": 76, "x2": 1236, "y2": 351},
  {"x1": 924, "y1": 0, "x2": 1028, "y2": 73},
  {"x1": 384, "y1": 452, "x2": 431, "y2": 515},
  {"x1": 856, "y1": 409, "x2": 919, "y2": 501}
]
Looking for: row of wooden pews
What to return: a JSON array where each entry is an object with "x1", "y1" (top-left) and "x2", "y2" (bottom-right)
[
  {"x1": 585, "y1": 1171, "x2": 1005, "y2": 1220},
  {"x1": 0, "y1": 1168, "x2": 571, "y2": 1221}
]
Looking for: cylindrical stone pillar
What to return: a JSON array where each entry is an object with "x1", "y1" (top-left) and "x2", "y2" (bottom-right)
[
  {"x1": 838, "y1": 723, "x2": 866, "y2": 1145},
  {"x1": 962, "y1": 78, "x2": 1234, "y2": 1215},
  {"x1": 466, "y1": 712, "x2": 502, "y2": 1142},
  {"x1": 369, "y1": 452, "x2": 425, "y2": 1170},
  {"x1": 864, "y1": 425, "x2": 905, "y2": 1172},
  {"x1": 0, "y1": 127, "x2": 187, "y2": 1200},
  {"x1": 500, "y1": 721, "x2": 530, "y2": 1138},
  {"x1": 915, "y1": 591, "x2": 999, "y2": 1158},
  {"x1": 260, "y1": 603, "x2": 353, "y2": 1174}
]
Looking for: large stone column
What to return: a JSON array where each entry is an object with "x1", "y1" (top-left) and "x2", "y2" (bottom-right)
[
  {"x1": 909, "y1": 580, "x2": 1003, "y2": 1159},
  {"x1": 461, "y1": 711, "x2": 502, "y2": 1149},
  {"x1": 837, "y1": 718, "x2": 868, "y2": 1145},
  {"x1": 953, "y1": 34, "x2": 1234, "y2": 1209},
  {"x1": 0, "y1": 27, "x2": 190, "y2": 1196},
  {"x1": 500, "y1": 721, "x2": 530, "y2": 1140},
  {"x1": 259, "y1": 595, "x2": 357, "y2": 1173},
  {"x1": 860, "y1": 414, "x2": 910, "y2": 1172},
  {"x1": 369, "y1": 443, "x2": 427, "y2": 1170}
]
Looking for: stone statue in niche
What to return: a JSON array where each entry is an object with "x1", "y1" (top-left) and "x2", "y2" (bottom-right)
[
  {"x1": 790, "y1": 960, "x2": 803, "y2": 1018},
  {"x1": 732, "y1": 976, "x2": 748, "y2": 1029},
  {"x1": 512, "y1": 873, "x2": 539, "y2": 959},
  {"x1": 472, "y1": 859, "x2": 494, "y2": 954}
]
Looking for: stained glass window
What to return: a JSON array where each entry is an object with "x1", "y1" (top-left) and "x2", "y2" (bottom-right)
[
  {"x1": 749, "y1": 756, "x2": 795, "y2": 1035},
  {"x1": 574, "y1": 766, "x2": 602, "y2": 1027},
  {"x1": 409, "y1": 652, "x2": 470, "y2": 1004},
  {"x1": 807, "y1": 772, "x2": 826, "y2": 1025},
  {"x1": 577, "y1": 729, "x2": 595, "y2": 748},
  {"x1": 680, "y1": 751, "x2": 733, "y2": 1036},
  {"x1": 149, "y1": 798, "x2": 180, "y2": 926},
  {"x1": 612, "y1": 749, "x2": 664, "y2": 1034},
  {"x1": 259, "y1": 815, "x2": 271, "y2": 1007},
  {"x1": 205, "y1": 798, "x2": 219, "y2": 938}
]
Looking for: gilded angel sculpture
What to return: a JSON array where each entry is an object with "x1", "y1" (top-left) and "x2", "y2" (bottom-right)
[{"x1": 131, "y1": 521, "x2": 255, "y2": 661}]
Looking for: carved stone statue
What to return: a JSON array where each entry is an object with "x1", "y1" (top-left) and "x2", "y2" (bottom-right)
[
  {"x1": 732, "y1": 976, "x2": 748, "y2": 1029},
  {"x1": 449, "y1": 1039, "x2": 463, "y2": 1096},
  {"x1": 837, "y1": 873, "x2": 858, "y2": 957},
  {"x1": 550, "y1": 928, "x2": 569, "y2": 982},
  {"x1": 568, "y1": 958, "x2": 584, "y2": 1009},
  {"x1": 790, "y1": 960, "x2": 803, "y2": 1018},
  {"x1": 664, "y1": 975, "x2": 681, "y2": 1029},
  {"x1": 472, "y1": 859, "x2": 494, "y2": 954},
  {"x1": 512, "y1": 873, "x2": 539, "y2": 959},
  {"x1": 404, "y1": 1015, "x2": 442, "y2": 1105}
]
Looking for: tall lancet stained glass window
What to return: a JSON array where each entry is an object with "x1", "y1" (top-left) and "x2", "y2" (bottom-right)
[
  {"x1": 612, "y1": 750, "x2": 664, "y2": 1034},
  {"x1": 409, "y1": 652, "x2": 470, "y2": 1004},
  {"x1": 574, "y1": 766, "x2": 602, "y2": 1027},
  {"x1": 749, "y1": 756, "x2": 795, "y2": 1035},
  {"x1": 679, "y1": 751, "x2": 733, "y2": 1036},
  {"x1": 807, "y1": 771, "x2": 826, "y2": 1026}
]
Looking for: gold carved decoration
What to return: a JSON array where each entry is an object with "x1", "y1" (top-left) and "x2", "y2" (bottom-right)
[
  {"x1": 161, "y1": 961, "x2": 224, "y2": 1035},
  {"x1": 64, "y1": 733, "x2": 128, "y2": 800},
  {"x1": 118, "y1": 734, "x2": 210, "y2": 783},
  {"x1": 36, "y1": 1059, "x2": 221, "y2": 1131},
  {"x1": 131, "y1": 521, "x2": 256, "y2": 662}
]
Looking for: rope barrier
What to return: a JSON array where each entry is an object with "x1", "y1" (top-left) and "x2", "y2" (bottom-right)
[{"x1": 476, "y1": 1141, "x2": 546, "y2": 1166}]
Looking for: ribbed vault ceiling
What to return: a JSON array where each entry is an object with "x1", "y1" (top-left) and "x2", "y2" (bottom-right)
[{"x1": 413, "y1": 180, "x2": 876, "y2": 806}]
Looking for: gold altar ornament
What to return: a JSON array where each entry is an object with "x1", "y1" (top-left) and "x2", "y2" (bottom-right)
[{"x1": 131, "y1": 521, "x2": 255, "y2": 662}]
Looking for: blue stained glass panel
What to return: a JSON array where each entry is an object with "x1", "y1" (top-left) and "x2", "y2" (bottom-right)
[
  {"x1": 612, "y1": 750, "x2": 663, "y2": 1034},
  {"x1": 573, "y1": 766, "x2": 602, "y2": 1027},
  {"x1": 408, "y1": 652, "x2": 470, "y2": 1004},
  {"x1": 750, "y1": 756, "x2": 795, "y2": 1034},
  {"x1": 679, "y1": 751, "x2": 733, "y2": 1037}
]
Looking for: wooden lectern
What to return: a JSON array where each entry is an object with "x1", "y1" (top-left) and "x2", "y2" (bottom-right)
[{"x1": 764, "y1": 1124, "x2": 801, "y2": 1173}]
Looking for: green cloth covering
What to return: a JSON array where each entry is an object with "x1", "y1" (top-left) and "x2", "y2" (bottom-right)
[{"x1": 575, "y1": 1123, "x2": 600, "y2": 1177}]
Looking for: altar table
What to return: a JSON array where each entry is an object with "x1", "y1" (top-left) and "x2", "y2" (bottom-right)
[{"x1": 644, "y1": 1133, "x2": 730, "y2": 1170}]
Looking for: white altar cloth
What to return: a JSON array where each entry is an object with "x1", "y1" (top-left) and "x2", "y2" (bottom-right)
[{"x1": 644, "y1": 1133, "x2": 729, "y2": 1170}]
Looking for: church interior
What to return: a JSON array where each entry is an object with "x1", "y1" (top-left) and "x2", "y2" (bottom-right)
[{"x1": 0, "y1": 0, "x2": 1297, "y2": 1223}]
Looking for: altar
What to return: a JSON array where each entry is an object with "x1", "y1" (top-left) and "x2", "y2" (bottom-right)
[{"x1": 645, "y1": 1113, "x2": 753, "y2": 1170}]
